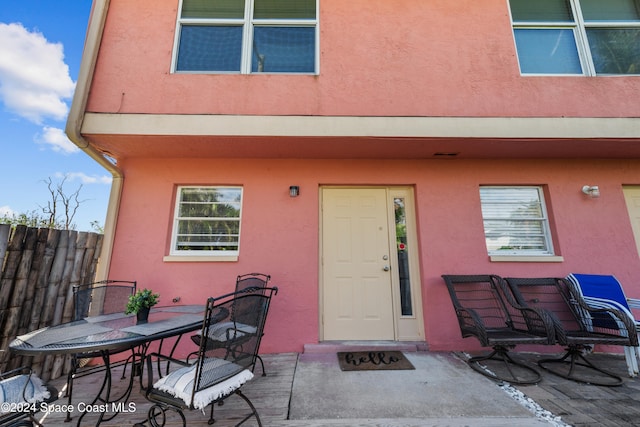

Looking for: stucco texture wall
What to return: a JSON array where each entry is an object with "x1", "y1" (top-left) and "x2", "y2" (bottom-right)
[
  {"x1": 86, "y1": 0, "x2": 640, "y2": 118},
  {"x1": 105, "y1": 158, "x2": 640, "y2": 353}
]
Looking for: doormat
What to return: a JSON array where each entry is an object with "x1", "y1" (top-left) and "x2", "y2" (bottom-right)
[{"x1": 337, "y1": 351, "x2": 415, "y2": 371}]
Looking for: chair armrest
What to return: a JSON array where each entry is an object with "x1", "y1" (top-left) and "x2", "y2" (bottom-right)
[
  {"x1": 454, "y1": 307, "x2": 483, "y2": 330},
  {"x1": 584, "y1": 296, "x2": 633, "y2": 319},
  {"x1": 627, "y1": 297, "x2": 640, "y2": 310},
  {"x1": 576, "y1": 297, "x2": 638, "y2": 345},
  {"x1": 0, "y1": 366, "x2": 52, "y2": 405},
  {"x1": 0, "y1": 366, "x2": 31, "y2": 381},
  {"x1": 453, "y1": 307, "x2": 490, "y2": 344},
  {"x1": 518, "y1": 307, "x2": 556, "y2": 344}
]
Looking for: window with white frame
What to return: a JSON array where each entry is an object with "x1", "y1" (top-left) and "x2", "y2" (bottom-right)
[
  {"x1": 479, "y1": 186, "x2": 555, "y2": 256},
  {"x1": 509, "y1": 0, "x2": 640, "y2": 75},
  {"x1": 173, "y1": 0, "x2": 318, "y2": 74},
  {"x1": 170, "y1": 186, "x2": 242, "y2": 256}
]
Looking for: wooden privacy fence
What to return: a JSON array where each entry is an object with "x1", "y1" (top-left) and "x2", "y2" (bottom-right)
[{"x1": 0, "y1": 224, "x2": 103, "y2": 381}]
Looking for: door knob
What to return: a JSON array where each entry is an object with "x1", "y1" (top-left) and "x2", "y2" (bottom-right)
[{"x1": 383, "y1": 265, "x2": 390, "y2": 271}]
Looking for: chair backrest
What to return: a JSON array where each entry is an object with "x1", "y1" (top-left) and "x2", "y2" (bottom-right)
[
  {"x1": 232, "y1": 274, "x2": 271, "y2": 326},
  {"x1": 442, "y1": 274, "x2": 508, "y2": 329},
  {"x1": 567, "y1": 274, "x2": 631, "y2": 313},
  {"x1": 73, "y1": 280, "x2": 136, "y2": 320},
  {"x1": 193, "y1": 288, "x2": 277, "y2": 397},
  {"x1": 507, "y1": 277, "x2": 636, "y2": 343},
  {"x1": 235, "y1": 273, "x2": 271, "y2": 294},
  {"x1": 567, "y1": 273, "x2": 637, "y2": 332},
  {"x1": 506, "y1": 277, "x2": 587, "y2": 340},
  {"x1": 442, "y1": 274, "x2": 534, "y2": 335}
]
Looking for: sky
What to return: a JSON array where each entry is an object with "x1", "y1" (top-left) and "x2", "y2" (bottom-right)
[{"x1": 0, "y1": 0, "x2": 111, "y2": 232}]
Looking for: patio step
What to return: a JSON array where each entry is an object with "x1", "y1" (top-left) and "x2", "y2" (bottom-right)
[{"x1": 303, "y1": 341, "x2": 428, "y2": 353}]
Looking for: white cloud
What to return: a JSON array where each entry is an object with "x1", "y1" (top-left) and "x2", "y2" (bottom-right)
[
  {"x1": 54, "y1": 171, "x2": 112, "y2": 185},
  {"x1": 0, "y1": 205, "x2": 15, "y2": 216},
  {"x1": 37, "y1": 126, "x2": 79, "y2": 153},
  {"x1": 0, "y1": 23, "x2": 75, "y2": 124}
]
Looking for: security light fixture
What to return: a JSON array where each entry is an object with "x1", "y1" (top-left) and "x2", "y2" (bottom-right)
[{"x1": 582, "y1": 185, "x2": 600, "y2": 198}]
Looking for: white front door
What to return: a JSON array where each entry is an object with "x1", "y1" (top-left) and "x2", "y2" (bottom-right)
[
  {"x1": 322, "y1": 188, "x2": 395, "y2": 340},
  {"x1": 624, "y1": 186, "x2": 640, "y2": 259}
]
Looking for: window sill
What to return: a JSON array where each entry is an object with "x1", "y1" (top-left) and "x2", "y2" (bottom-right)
[
  {"x1": 490, "y1": 255, "x2": 564, "y2": 263},
  {"x1": 163, "y1": 255, "x2": 238, "y2": 262}
]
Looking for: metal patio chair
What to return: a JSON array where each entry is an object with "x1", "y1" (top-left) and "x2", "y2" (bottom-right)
[
  {"x1": 567, "y1": 273, "x2": 640, "y2": 378},
  {"x1": 0, "y1": 366, "x2": 56, "y2": 427},
  {"x1": 65, "y1": 280, "x2": 136, "y2": 421},
  {"x1": 137, "y1": 287, "x2": 278, "y2": 427},
  {"x1": 442, "y1": 274, "x2": 555, "y2": 384},
  {"x1": 191, "y1": 273, "x2": 272, "y2": 375},
  {"x1": 506, "y1": 277, "x2": 637, "y2": 386},
  {"x1": 234, "y1": 273, "x2": 271, "y2": 294}
]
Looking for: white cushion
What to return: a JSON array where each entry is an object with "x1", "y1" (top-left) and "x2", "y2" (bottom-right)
[
  {"x1": 154, "y1": 358, "x2": 254, "y2": 410},
  {"x1": 0, "y1": 373, "x2": 50, "y2": 405}
]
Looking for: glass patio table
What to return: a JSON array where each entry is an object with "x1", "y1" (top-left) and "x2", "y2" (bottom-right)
[{"x1": 9, "y1": 305, "x2": 205, "y2": 426}]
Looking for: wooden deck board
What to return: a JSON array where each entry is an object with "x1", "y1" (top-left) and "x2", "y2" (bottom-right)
[{"x1": 40, "y1": 353, "x2": 296, "y2": 427}]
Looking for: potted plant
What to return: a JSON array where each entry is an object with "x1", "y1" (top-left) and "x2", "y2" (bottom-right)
[{"x1": 125, "y1": 289, "x2": 160, "y2": 324}]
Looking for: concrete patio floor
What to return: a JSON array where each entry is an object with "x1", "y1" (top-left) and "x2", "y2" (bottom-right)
[{"x1": 37, "y1": 349, "x2": 640, "y2": 426}]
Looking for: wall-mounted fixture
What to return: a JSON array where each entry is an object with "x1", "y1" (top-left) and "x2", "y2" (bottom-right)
[
  {"x1": 289, "y1": 186, "x2": 300, "y2": 197},
  {"x1": 582, "y1": 185, "x2": 600, "y2": 198}
]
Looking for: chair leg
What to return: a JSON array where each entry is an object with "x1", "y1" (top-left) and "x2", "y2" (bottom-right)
[
  {"x1": 64, "y1": 369, "x2": 72, "y2": 398},
  {"x1": 255, "y1": 355, "x2": 266, "y2": 376},
  {"x1": 65, "y1": 365, "x2": 76, "y2": 422},
  {"x1": 121, "y1": 353, "x2": 135, "y2": 379},
  {"x1": 135, "y1": 403, "x2": 187, "y2": 427},
  {"x1": 538, "y1": 346, "x2": 624, "y2": 387},
  {"x1": 623, "y1": 347, "x2": 637, "y2": 377},
  {"x1": 227, "y1": 390, "x2": 262, "y2": 427},
  {"x1": 467, "y1": 346, "x2": 541, "y2": 385}
]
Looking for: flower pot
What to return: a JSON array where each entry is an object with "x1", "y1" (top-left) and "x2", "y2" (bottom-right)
[{"x1": 136, "y1": 307, "x2": 150, "y2": 324}]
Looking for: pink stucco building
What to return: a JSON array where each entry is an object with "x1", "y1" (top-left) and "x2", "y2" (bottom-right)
[{"x1": 67, "y1": 0, "x2": 640, "y2": 354}]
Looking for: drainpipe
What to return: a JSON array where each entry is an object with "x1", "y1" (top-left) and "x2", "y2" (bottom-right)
[{"x1": 65, "y1": 0, "x2": 119, "y2": 281}]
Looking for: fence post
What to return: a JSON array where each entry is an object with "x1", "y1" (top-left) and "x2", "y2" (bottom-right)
[
  {"x1": 0, "y1": 225, "x2": 28, "y2": 371},
  {"x1": 0, "y1": 224, "x2": 9, "y2": 267}
]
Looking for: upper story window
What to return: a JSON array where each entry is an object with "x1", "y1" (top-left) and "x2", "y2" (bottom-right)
[
  {"x1": 170, "y1": 186, "x2": 242, "y2": 257},
  {"x1": 509, "y1": 0, "x2": 640, "y2": 75},
  {"x1": 173, "y1": 0, "x2": 318, "y2": 74},
  {"x1": 479, "y1": 186, "x2": 555, "y2": 256}
]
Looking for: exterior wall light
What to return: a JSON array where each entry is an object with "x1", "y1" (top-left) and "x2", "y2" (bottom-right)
[
  {"x1": 289, "y1": 186, "x2": 300, "y2": 197},
  {"x1": 582, "y1": 185, "x2": 600, "y2": 198}
]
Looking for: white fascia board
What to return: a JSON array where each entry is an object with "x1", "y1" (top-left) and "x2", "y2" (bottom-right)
[{"x1": 82, "y1": 113, "x2": 640, "y2": 139}]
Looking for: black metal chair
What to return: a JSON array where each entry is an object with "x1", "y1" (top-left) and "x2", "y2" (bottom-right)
[
  {"x1": 191, "y1": 273, "x2": 272, "y2": 375},
  {"x1": 73, "y1": 280, "x2": 137, "y2": 320},
  {"x1": 137, "y1": 287, "x2": 278, "y2": 427},
  {"x1": 0, "y1": 366, "x2": 56, "y2": 427},
  {"x1": 235, "y1": 273, "x2": 271, "y2": 294},
  {"x1": 442, "y1": 274, "x2": 555, "y2": 384},
  {"x1": 506, "y1": 277, "x2": 638, "y2": 386},
  {"x1": 65, "y1": 280, "x2": 136, "y2": 421}
]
